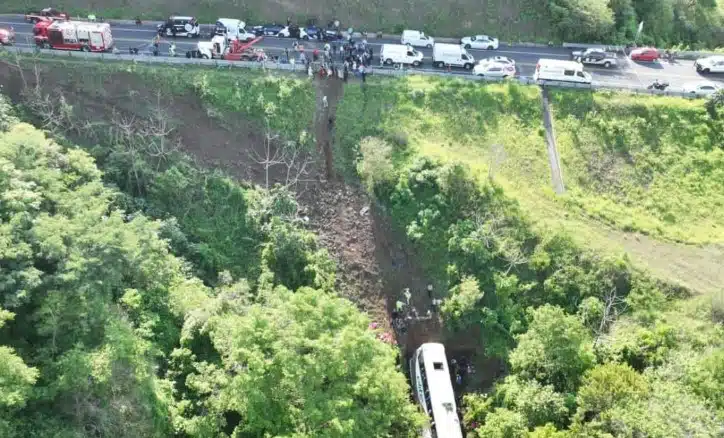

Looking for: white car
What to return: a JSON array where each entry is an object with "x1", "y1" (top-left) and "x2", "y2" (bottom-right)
[
  {"x1": 682, "y1": 81, "x2": 721, "y2": 96},
  {"x1": 460, "y1": 35, "x2": 499, "y2": 50},
  {"x1": 695, "y1": 56, "x2": 724, "y2": 74},
  {"x1": 484, "y1": 56, "x2": 514, "y2": 66},
  {"x1": 473, "y1": 60, "x2": 516, "y2": 78},
  {"x1": 278, "y1": 26, "x2": 309, "y2": 39}
]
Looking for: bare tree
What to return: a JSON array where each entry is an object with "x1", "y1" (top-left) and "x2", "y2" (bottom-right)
[
  {"x1": 499, "y1": 238, "x2": 529, "y2": 275},
  {"x1": 593, "y1": 285, "x2": 628, "y2": 348},
  {"x1": 250, "y1": 116, "x2": 315, "y2": 191}
]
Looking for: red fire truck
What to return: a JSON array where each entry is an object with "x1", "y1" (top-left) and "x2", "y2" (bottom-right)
[{"x1": 34, "y1": 20, "x2": 114, "y2": 52}]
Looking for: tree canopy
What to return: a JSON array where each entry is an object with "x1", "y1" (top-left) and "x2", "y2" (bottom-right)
[{"x1": 0, "y1": 97, "x2": 422, "y2": 437}]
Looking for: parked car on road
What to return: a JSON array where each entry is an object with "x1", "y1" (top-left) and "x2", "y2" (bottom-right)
[
  {"x1": 380, "y1": 44, "x2": 424, "y2": 67},
  {"x1": 278, "y1": 25, "x2": 307, "y2": 39},
  {"x1": 534, "y1": 59, "x2": 592, "y2": 84},
  {"x1": 571, "y1": 48, "x2": 617, "y2": 68},
  {"x1": 484, "y1": 56, "x2": 514, "y2": 66},
  {"x1": 25, "y1": 8, "x2": 69, "y2": 23},
  {"x1": 0, "y1": 26, "x2": 15, "y2": 45},
  {"x1": 305, "y1": 26, "x2": 343, "y2": 41},
  {"x1": 473, "y1": 59, "x2": 515, "y2": 78},
  {"x1": 682, "y1": 81, "x2": 721, "y2": 96},
  {"x1": 695, "y1": 56, "x2": 724, "y2": 74},
  {"x1": 401, "y1": 30, "x2": 435, "y2": 48},
  {"x1": 251, "y1": 23, "x2": 284, "y2": 36},
  {"x1": 157, "y1": 16, "x2": 200, "y2": 38},
  {"x1": 460, "y1": 35, "x2": 499, "y2": 50},
  {"x1": 214, "y1": 19, "x2": 255, "y2": 42},
  {"x1": 629, "y1": 47, "x2": 659, "y2": 62},
  {"x1": 432, "y1": 43, "x2": 475, "y2": 69}
]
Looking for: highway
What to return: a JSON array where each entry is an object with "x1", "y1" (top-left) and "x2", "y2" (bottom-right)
[{"x1": 2, "y1": 14, "x2": 723, "y2": 91}]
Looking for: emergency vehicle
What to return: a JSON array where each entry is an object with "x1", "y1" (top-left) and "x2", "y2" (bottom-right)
[
  {"x1": 33, "y1": 20, "x2": 114, "y2": 52},
  {"x1": 191, "y1": 34, "x2": 265, "y2": 61}
]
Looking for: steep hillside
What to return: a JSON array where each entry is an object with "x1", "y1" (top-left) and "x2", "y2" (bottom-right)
[{"x1": 334, "y1": 76, "x2": 724, "y2": 294}]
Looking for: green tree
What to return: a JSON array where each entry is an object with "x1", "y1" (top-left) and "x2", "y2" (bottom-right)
[
  {"x1": 442, "y1": 276, "x2": 485, "y2": 330},
  {"x1": 0, "y1": 310, "x2": 37, "y2": 410},
  {"x1": 475, "y1": 408, "x2": 528, "y2": 438},
  {"x1": 529, "y1": 423, "x2": 571, "y2": 438},
  {"x1": 548, "y1": 0, "x2": 615, "y2": 41},
  {"x1": 179, "y1": 286, "x2": 424, "y2": 437},
  {"x1": 580, "y1": 379, "x2": 722, "y2": 437},
  {"x1": 0, "y1": 121, "x2": 201, "y2": 437},
  {"x1": 495, "y1": 375, "x2": 571, "y2": 428},
  {"x1": 706, "y1": 89, "x2": 724, "y2": 119},
  {"x1": 510, "y1": 305, "x2": 595, "y2": 392},
  {"x1": 575, "y1": 363, "x2": 648, "y2": 420}
]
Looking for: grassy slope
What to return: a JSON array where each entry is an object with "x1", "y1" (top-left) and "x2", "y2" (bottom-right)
[
  {"x1": 6, "y1": 0, "x2": 552, "y2": 41},
  {"x1": 335, "y1": 76, "x2": 724, "y2": 292},
  {"x1": 0, "y1": 56, "x2": 316, "y2": 284},
  {"x1": 550, "y1": 90, "x2": 724, "y2": 244}
]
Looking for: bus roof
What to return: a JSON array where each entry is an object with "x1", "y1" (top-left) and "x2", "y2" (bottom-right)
[{"x1": 419, "y1": 343, "x2": 463, "y2": 438}]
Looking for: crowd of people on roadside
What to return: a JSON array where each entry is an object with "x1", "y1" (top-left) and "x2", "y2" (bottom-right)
[{"x1": 281, "y1": 36, "x2": 374, "y2": 82}]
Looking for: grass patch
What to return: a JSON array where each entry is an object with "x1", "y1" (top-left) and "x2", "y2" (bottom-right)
[
  {"x1": 550, "y1": 90, "x2": 724, "y2": 244},
  {"x1": 1, "y1": 53, "x2": 315, "y2": 141},
  {"x1": 336, "y1": 76, "x2": 724, "y2": 246}
]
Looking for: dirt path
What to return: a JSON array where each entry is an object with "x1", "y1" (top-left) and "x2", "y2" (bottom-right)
[
  {"x1": 540, "y1": 87, "x2": 566, "y2": 194},
  {"x1": 603, "y1": 228, "x2": 724, "y2": 296}
]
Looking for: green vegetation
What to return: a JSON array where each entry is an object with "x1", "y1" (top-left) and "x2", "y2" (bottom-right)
[
  {"x1": 348, "y1": 76, "x2": 724, "y2": 436},
  {"x1": 0, "y1": 76, "x2": 421, "y2": 436},
  {"x1": 3, "y1": 56, "x2": 724, "y2": 437},
  {"x1": 15, "y1": 60, "x2": 316, "y2": 285},
  {"x1": 338, "y1": 76, "x2": 724, "y2": 245},
  {"x1": 9, "y1": 0, "x2": 724, "y2": 47}
]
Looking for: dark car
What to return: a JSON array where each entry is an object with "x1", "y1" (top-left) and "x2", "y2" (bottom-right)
[
  {"x1": 305, "y1": 26, "x2": 343, "y2": 41},
  {"x1": 157, "y1": 16, "x2": 200, "y2": 38},
  {"x1": 251, "y1": 23, "x2": 284, "y2": 36}
]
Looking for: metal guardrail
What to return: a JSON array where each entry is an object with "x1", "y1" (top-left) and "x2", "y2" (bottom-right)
[{"x1": 0, "y1": 45, "x2": 702, "y2": 98}]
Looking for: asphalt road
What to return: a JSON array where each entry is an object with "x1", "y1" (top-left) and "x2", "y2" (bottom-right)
[{"x1": 2, "y1": 15, "x2": 723, "y2": 91}]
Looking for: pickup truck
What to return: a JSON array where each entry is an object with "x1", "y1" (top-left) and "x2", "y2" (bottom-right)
[
  {"x1": 571, "y1": 48, "x2": 617, "y2": 68},
  {"x1": 25, "y1": 8, "x2": 69, "y2": 23}
]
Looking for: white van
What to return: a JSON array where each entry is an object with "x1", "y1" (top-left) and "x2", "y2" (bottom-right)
[
  {"x1": 401, "y1": 30, "x2": 435, "y2": 48},
  {"x1": 534, "y1": 59, "x2": 592, "y2": 84},
  {"x1": 380, "y1": 44, "x2": 424, "y2": 67},
  {"x1": 432, "y1": 43, "x2": 474, "y2": 69},
  {"x1": 215, "y1": 18, "x2": 255, "y2": 42}
]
